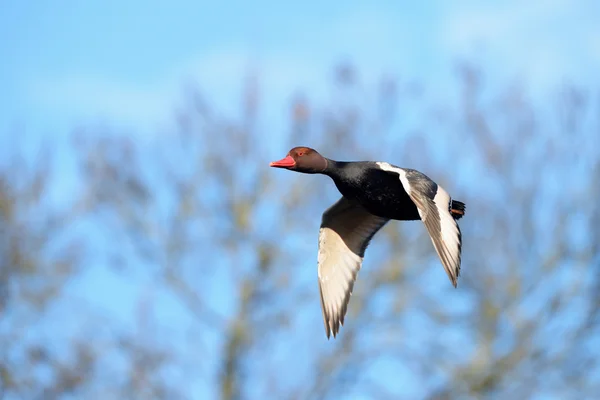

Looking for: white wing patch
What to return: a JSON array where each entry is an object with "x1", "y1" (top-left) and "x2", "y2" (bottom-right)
[
  {"x1": 376, "y1": 161, "x2": 462, "y2": 286},
  {"x1": 428, "y1": 186, "x2": 462, "y2": 285},
  {"x1": 376, "y1": 162, "x2": 411, "y2": 195}
]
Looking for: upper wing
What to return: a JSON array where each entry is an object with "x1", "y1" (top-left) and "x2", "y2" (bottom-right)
[
  {"x1": 376, "y1": 162, "x2": 462, "y2": 287},
  {"x1": 318, "y1": 197, "x2": 388, "y2": 338}
]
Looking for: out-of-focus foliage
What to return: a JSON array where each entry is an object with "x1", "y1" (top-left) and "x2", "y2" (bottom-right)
[{"x1": 1, "y1": 63, "x2": 599, "y2": 399}]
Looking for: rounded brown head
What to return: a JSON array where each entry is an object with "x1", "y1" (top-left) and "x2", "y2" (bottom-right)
[{"x1": 269, "y1": 147, "x2": 328, "y2": 174}]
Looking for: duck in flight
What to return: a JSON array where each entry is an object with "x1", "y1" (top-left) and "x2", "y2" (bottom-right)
[{"x1": 270, "y1": 147, "x2": 466, "y2": 339}]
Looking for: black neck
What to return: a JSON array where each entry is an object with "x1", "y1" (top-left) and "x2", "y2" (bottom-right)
[{"x1": 323, "y1": 158, "x2": 343, "y2": 177}]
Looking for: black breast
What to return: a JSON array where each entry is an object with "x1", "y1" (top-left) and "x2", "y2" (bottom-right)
[{"x1": 331, "y1": 163, "x2": 420, "y2": 221}]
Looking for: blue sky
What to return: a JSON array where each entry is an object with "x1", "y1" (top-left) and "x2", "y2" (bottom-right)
[
  {"x1": 2, "y1": 0, "x2": 599, "y2": 135},
  {"x1": 2, "y1": 0, "x2": 600, "y2": 397}
]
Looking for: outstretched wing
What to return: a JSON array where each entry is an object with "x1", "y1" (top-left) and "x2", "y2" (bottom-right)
[
  {"x1": 318, "y1": 197, "x2": 388, "y2": 338},
  {"x1": 376, "y1": 162, "x2": 462, "y2": 286}
]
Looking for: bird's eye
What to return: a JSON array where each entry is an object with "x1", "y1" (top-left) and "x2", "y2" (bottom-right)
[{"x1": 297, "y1": 152, "x2": 304, "y2": 156}]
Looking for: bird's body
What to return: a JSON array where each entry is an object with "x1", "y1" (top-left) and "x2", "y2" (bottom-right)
[
  {"x1": 327, "y1": 161, "x2": 421, "y2": 220},
  {"x1": 270, "y1": 147, "x2": 466, "y2": 339}
]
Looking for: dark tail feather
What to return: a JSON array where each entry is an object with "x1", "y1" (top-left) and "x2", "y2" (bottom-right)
[{"x1": 450, "y1": 200, "x2": 466, "y2": 220}]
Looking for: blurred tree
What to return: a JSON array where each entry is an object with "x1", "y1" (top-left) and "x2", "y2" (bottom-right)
[{"x1": 1, "y1": 62, "x2": 599, "y2": 399}]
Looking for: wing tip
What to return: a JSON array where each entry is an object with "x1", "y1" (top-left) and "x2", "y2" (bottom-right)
[
  {"x1": 323, "y1": 316, "x2": 342, "y2": 339},
  {"x1": 449, "y1": 268, "x2": 460, "y2": 288},
  {"x1": 451, "y1": 268, "x2": 460, "y2": 287}
]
